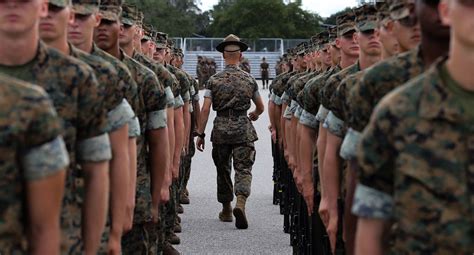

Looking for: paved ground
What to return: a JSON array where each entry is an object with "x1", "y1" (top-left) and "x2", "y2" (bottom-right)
[{"x1": 177, "y1": 85, "x2": 291, "y2": 254}]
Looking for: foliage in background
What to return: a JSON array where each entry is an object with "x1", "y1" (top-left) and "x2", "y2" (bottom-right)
[{"x1": 128, "y1": 0, "x2": 323, "y2": 38}]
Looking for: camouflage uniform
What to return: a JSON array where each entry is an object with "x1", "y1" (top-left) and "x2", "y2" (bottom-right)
[
  {"x1": 69, "y1": 45, "x2": 133, "y2": 133},
  {"x1": 0, "y1": 75, "x2": 69, "y2": 254},
  {"x1": 343, "y1": 46, "x2": 424, "y2": 159},
  {"x1": 181, "y1": 70, "x2": 200, "y2": 191},
  {"x1": 281, "y1": 71, "x2": 309, "y2": 119},
  {"x1": 352, "y1": 58, "x2": 474, "y2": 254},
  {"x1": 163, "y1": 63, "x2": 190, "y2": 245},
  {"x1": 204, "y1": 64, "x2": 260, "y2": 203},
  {"x1": 239, "y1": 58, "x2": 251, "y2": 74},
  {"x1": 0, "y1": 41, "x2": 111, "y2": 254},
  {"x1": 132, "y1": 51, "x2": 176, "y2": 108},
  {"x1": 119, "y1": 49, "x2": 168, "y2": 255},
  {"x1": 269, "y1": 70, "x2": 296, "y2": 107},
  {"x1": 320, "y1": 62, "x2": 360, "y2": 132},
  {"x1": 91, "y1": 44, "x2": 141, "y2": 137}
]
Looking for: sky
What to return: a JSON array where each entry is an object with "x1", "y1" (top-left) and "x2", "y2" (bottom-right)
[{"x1": 199, "y1": 0, "x2": 358, "y2": 18}]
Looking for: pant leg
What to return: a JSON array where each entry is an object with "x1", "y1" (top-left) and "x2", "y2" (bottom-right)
[
  {"x1": 157, "y1": 204, "x2": 166, "y2": 252},
  {"x1": 122, "y1": 222, "x2": 157, "y2": 255},
  {"x1": 212, "y1": 143, "x2": 234, "y2": 203},
  {"x1": 232, "y1": 142, "x2": 256, "y2": 198},
  {"x1": 164, "y1": 181, "x2": 178, "y2": 240},
  {"x1": 182, "y1": 139, "x2": 196, "y2": 190}
]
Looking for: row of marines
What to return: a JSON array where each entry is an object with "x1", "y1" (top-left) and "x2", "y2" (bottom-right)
[
  {"x1": 0, "y1": 0, "x2": 200, "y2": 254},
  {"x1": 268, "y1": 0, "x2": 473, "y2": 254}
]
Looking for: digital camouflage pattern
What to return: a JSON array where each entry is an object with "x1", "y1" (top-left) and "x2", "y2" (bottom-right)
[
  {"x1": 121, "y1": 222, "x2": 159, "y2": 255},
  {"x1": 69, "y1": 45, "x2": 130, "y2": 133},
  {"x1": 326, "y1": 70, "x2": 365, "y2": 138},
  {"x1": 320, "y1": 62, "x2": 360, "y2": 112},
  {"x1": 132, "y1": 51, "x2": 177, "y2": 107},
  {"x1": 271, "y1": 71, "x2": 295, "y2": 98},
  {"x1": 204, "y1": 64, "x2": 259, "y2": 144},
  {"x1": 282, "y1": 71, "x2": 308, "y2": 106},
  {"x1": 119, "y1": 51, "x2": 168, "y2": 254},
  {"x1": 91, "y1": 44, "x2": 140, "y2": 116},
  {"x1": 121, "y1": 50, "x2": 168, "y2": 224},
  {"x1": 352, "y1": 59, "x2": 474, "y2": 254},
  {"x1": 212, "y1": 142, "x2": 256, "y2": 202},
  {"x1": 348, "y1": 46, "x2": 424, "y2": 132},
  {"x1": 167, "y1": 64, "x2": 191, "y2": 103},
  {"x1": 0, "y1": 75, "x2": 69, "y2": 254},
  {"x1": 0, "y1": 41, "x2": 111, "y2": 254},
  {"x1": 298, "y1": 66, "x2": 341, "y2": 129}
]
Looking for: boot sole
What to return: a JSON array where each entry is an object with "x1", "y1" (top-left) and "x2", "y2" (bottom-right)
[
  {"x1": 233, "y1": 208, "x2": 248, "y2": 229},
  {"x1": 219, "y1": 212, "x2": 233, "y2": 222}
]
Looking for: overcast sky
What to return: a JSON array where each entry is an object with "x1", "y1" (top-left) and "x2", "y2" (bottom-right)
[{"x1": 199, "y1": 0, "x2": 358, "y2": 18}]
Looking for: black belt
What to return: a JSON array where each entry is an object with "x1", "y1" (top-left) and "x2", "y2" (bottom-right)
[{"x1": 217, "y1": 109, "x2": 247, "y2": 117}]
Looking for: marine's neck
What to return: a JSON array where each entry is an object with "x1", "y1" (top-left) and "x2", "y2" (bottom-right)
[
  {"x1": 0, "y1": 29, "x2": 39, "y2": 65},
  {"x1": 121, "y1": 42, "x2": 134, "y2": 57},
  {"x1": 44, "y1": 36, "x2": 69, "y2": 55},
  {"x1": 421, "y1": 34, "x2": 449, "y2": 68},
  {"x1": 446, "y1": 38, "x2": 474, "y2": 92}
]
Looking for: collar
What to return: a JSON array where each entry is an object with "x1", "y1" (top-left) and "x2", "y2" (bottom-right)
[
  {"x1": 34, "y1": 41, "x2": 49, "y2": 69},
  {"x1": 419, "y1": 57, "x2": 465, "y2": 123}
]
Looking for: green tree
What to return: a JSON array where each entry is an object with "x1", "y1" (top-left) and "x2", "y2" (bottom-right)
[
  {"x1": 323, "y1": 7, "x2": 353, "y2": 26},
  {"x1": 127, "y1": 0, "x2": 209, "y2": 37},
  {"x1": 208, "y1": 0, "x2": 323, "y2": 39}
]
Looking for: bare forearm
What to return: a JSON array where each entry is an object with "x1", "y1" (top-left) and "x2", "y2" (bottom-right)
[
  {"x1": 109, "y1": 126, "x2": 130, "y2": 238},
  {"x1": 28, "y1": 171, "x2": 65, "y2": 255},
  {"x1": 82, "y1": 161, "x2": 110, "y2": 254},
  {"x1": 183, "y1": 103, "x2": 191, "y2": 147},
  {"x1": 355, "y1": 219, "x2": 387, "y2": 255},
  {"x1": 166, "y1": 107, "x2": 175, "y2": 185},
  {"x1": 317, "y1": 124, "x2": 327, "y2": 195},
  {"x1": 149, "y1": 128, "x2": 170, "y2": 207},
  {"x1": 274, "y1": 106, "x2": 282, "y2": 138},
  {"x1": 197, "y1": 107, "x2": 210, "y2": 134},
  {"x1": 193, "y1": 101, "x2": 201, "y2": 129},
  {"x1": 268, "y1": 101, "x2": 276, "y2": 129},
  {"x1": 173, "y1": 108, "x2": 185, "y2": 174},
  {"x1": 322, "y1": 133, "x2": 343, "y2": 206},
  {"x1": 299, "y1": 125, "x2": 316, "y2": 182}
]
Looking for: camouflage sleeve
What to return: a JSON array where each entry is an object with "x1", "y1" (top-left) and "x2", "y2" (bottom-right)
[
  {"x1": 105, "y1": 98, "x2": 134, "y2": 133},
  {"x1": 178, "y1": 72, "x2": 191, "y2": 103},
  {"x1": 164, "y1": 86, "x2": 175, "y2": 107},
  {"x1": 128, "y1": 117, "x2": 141, "y2": 137},
  {"x1": 352, "y1": 101, "x2": 397, "y2": 219},
  {"x1": 252, "y1": 77, "x2": 260, "y2": 101},
  {"x1": 324, "y1": 111, "x2": 345, "y2": 137},
  {"x1": 192, "y1": 79, "x2": 200, "y2": 102},
  {"x1": 316, "y1": 105, "x2": 329, "y2": 122},
  {"x1": 76, "y1": 68, "x2": 112, "y2": 162},
  {"x1": 340, "y1": 128, "x2": 362, "y2": 160},
  {"x1": 204, "y1": 78, "x2": 213, "y2": 99},
  {"x1": 22, "y1": 93, "x2": 69, "y2": 181},
  {"x1": 142, "y1": 73, "x2": 168, "y2": 130},
  {"x1": 174, "y1": 95, "x2": 184, "y2": 109},
  {"x1": 348, "y1": 73, "x2": 375, "y2": 132},
  {"x1": 299, "y1": 82, "x2": 319, "y2": 129}
]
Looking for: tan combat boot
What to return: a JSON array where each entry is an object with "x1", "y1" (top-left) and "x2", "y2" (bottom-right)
[
  {"x1": 233, "y1": 195, "x2": 248, "y2": 229},
  {"x1": 218, "y1": 202, "x2": 233, "y2": 222}
]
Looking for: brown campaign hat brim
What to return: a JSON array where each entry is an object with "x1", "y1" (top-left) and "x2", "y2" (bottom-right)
[{"x1": 216, "y1": 41, "x2": 248, "y2": 53}]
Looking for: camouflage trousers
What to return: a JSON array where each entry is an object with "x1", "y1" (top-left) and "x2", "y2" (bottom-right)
[
  {"x1": 121, "y1": 221, "x2": 160, "y2": 255},
  {"x1": 211, "y1": 142, "x2": 256, "y2": 203},
  {"x1": 180, "y1": 138, "x2": 196, "y2": 191},
  {"x1": 162, "y1": 180, "x2": 179, "y2": 240},
  {"x1": 60, "y1": 200, "x2": 83, "y2": 254}
]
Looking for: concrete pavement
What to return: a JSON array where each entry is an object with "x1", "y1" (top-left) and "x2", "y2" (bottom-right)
[{"x1": 177, "y1": 86, "x2": 291, "y2": 254}]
